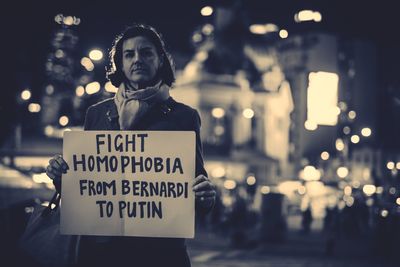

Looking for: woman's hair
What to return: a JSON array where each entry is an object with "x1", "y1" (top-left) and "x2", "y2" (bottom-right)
[{"x1": 106, "y1": 23, "x2": 175, "y2": 87}]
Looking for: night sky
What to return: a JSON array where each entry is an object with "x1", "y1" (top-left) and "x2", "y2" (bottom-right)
[{"x1": 2, "y1": 0, "x2": 400, "y2": 148}]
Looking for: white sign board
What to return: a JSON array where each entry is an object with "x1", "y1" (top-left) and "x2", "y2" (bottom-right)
[{"x1": 60, "y1": 131, "x2": 195, "y2": 238}]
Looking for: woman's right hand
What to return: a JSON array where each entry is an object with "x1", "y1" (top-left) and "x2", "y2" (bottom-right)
[{"x1": 46, "y1": 154, "x2": 69, "y2": 193}]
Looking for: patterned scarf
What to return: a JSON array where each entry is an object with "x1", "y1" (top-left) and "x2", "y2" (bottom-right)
[{"x1": 114, "y1": 81, "x2": 170, "y2": 130}]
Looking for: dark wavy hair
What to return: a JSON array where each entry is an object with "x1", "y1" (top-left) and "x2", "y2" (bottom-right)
[{"x1": 106, "y1": 23, "x2": 175, "y2": 87}]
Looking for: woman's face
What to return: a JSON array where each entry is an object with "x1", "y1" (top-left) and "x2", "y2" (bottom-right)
[{"x1": 122, "y1": 36, "x2": 162, "y2": 89}]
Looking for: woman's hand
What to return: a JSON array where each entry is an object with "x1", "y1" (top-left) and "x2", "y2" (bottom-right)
[
  {"x1": 46, "y1": 154, "x2": 69, "y2": 192},
  {"x1": 192, "y1": 174, "x2": 216, "y2": 210}
]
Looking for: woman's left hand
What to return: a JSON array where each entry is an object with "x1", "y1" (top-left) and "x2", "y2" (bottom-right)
[{"x1": 193, "y1": 174, "x2": 216, "y2": 209}]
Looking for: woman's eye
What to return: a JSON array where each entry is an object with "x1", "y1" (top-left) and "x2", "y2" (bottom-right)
[{"x1": 143, "y1": 51, "x2": 153, "y2": 57}]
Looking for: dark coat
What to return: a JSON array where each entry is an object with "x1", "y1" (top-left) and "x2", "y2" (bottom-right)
[{"x1": 78, "y1": 96, "x2": 207, "y2": 267}]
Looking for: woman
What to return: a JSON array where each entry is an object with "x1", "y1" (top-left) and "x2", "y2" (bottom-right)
[{"x1": 46, "y1": 23, "x2": 216, "y2": 267}]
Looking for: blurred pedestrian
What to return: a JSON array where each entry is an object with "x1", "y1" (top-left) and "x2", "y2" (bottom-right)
[
  {"x1": 229, "y1": 187, "x2": 248, "y2": 248},
  {"x1": 45, "y1": 23, "x2": 216, "y2": 267},
  {"x1": 301, "y1": 206, "x2": 312, "y2": 234}
]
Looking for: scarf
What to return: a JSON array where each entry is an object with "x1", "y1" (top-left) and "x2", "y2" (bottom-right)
[{"x1": 114, "y1": 81, "x2": 170, "y2": 130}]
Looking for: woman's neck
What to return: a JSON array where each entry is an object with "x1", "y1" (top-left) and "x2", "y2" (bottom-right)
[{"x1": 125, "y1": 78, "x2": 162, "y2": 91}]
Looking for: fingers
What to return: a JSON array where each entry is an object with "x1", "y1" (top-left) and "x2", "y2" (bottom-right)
[
  {"x1": 53, "y1": 155, "x2": 69, "y2": 172},
  {"x1": 46, "y1": 155, "x2": 68, "y2": 181},
  {"x1": 46, "y1": 165, "x2": 56, "y2": 179},
  {"x1": 193, "y1": 180, "x2": 214, "y2": 192},
  {"x1": 192, "y1": 175, "x2": 208, "y2": 187}
]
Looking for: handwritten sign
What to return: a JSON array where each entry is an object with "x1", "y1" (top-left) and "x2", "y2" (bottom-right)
[{"x1": 60, "y1": 131, "x2": 195, "y2": 238}]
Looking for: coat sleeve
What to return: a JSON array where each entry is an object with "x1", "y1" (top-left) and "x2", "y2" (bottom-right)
[
  {"x1": 191, "y1": 109, "x2": 215, "y2": 215},
  {"x1": 191, "y1": 109, "x2": 208, "y2": 178},
  {"x1": 83, "y1": 106, "x2": 94, "y2": 130}
]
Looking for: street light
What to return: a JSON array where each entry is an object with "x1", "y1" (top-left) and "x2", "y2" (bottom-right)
[
  {"x1": 350, "y1": 135, "x2": 360, "y2": 144},
  {"x1": 89, "y1": 49, "x2": 103, "y2": 61},
  {"x1": 21, "y1": 89, "x2": 31, "y2": 101},
  {"x1": 200, "y1": 6, "x2": 213, "y2": 16},
  {"x1": 361, "y1": 127, "x2": 372, "y2": 137},
  {"x1": 337, "y1": 167, "x2": 349, "y2": 178}
]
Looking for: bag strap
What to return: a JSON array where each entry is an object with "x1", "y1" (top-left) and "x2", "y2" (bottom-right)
[{"x1": 41, "y1": 192, "x2": 61, "y2": 217}]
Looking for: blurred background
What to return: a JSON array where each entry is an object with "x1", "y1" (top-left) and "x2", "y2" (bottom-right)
[{"x1": 1, "y1": 0, "x2": 400, "y2": 266}]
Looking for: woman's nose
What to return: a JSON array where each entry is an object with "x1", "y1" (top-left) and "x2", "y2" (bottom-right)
[{"x1": 133, "y1": 52, "x2": 142, "y2": 63}]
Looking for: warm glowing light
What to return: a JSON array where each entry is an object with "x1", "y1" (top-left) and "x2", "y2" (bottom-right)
[
  {"x1": 44, "y1": 126, "x2": 54, "y2": 136},
  {"x1": 192, "y1": 33, "x2": 203, "y2": 43},
  {"x1": 343, "y1": 126, "x2": 351, "y2": 135},
  {"x1": 249, "y1": 24, "x2": 267, "y2": 34},
  {"x1": 295, "y1": 10, "x2": 322, "y2": 22},
  {"x1": 300, "y1": 165, "x2": 321, "y2": 181},
  {"x1": 361, "y1": 127, "x2": 372, "y2": 137},
  {"x1": 261, "y1": 186, "x2": 270, "y2": 194},
  {"x1": 336, "y1": 138, "x2": 344, "y2": 151},
  {"x1": 105, "y1": 81, "x2": 118, "y2": 93},
  {"x1": 21, "y1": 89, "x2": 31, "y2": 101},
  {"x1": 304, "y1": 120, "x2": 318, "y2": 131},
  {"x1": 337, "y1": 167, "x2": 349, "y2": 178},
  {"x1": 345, "y1": 196, "x2": 354, "y2": 207},
  {"x1": 85, "y1": 82, "x2": 101, "y2": 95},
  {"x1": 202, "y1": 24, "x2": 214, "y2": 35},
  {"x1": 224, "y1": 180, "x2": 236, "y2": 190},
  {"x1": 321, "y1": 151, "x2": 330, "y2": 160},
  {"x1": 396, "y1": 198, "x2": 400, "y2": 205},
  {"x1": 338, "y1": 101, "x2": 347, "y2": 111},
  {"x1": 249, "y1": 24, "x2": 278, "y2": 35},
  {"x1": 381, "y1": 209, "x2": 388, "y2": 218},
  {"x1": 363, "y1": 168, "x2": 371, "y2": 180},
  {"x1": 211, "y1": 166, "x2": 225, "y2": 178},
  {"x1": 307, "y1": 72, "x2": 339, "y2": 126},
  {"x1": 28, "y1": 103, "x2": 41, "y2": 113},
  {"x1": 33, "y1": 173, "x2": 53, "y2": 184},
  {"x1": 344, "y1": 186, "x2": 352, "y2": 196},
  {"x1": 366, "y1": 198, "x2": 374, "y2": 206},
  {"x1": 351, "y1": 135, "x2": 360, "y2": 144},
  {"x1": 387, "y1": 161, "x2": 395, "y2": 170},
  {"x1": 363, "y1": 184, "x2": 376, "y2": 196},
  {"x1": 264, "y1": 24, "x2": 279, "y2": 32},
  {"x1": 211, "y1": 108, "x2": 225, "y2": 118},
  {"x1": 63, "y1": 16, "x2": 74, "y2": 26},
  {"x1": 214, "y1": 125, "x2": 225, "y2": 136},
  {"x1": 278, "y1": 181, "x2": 303, "y2": 195},
  {"x1": 89, "y1": 49, "x2": 103, "y2": 61},
  {"x1": 195, "y1": 51, "x2": 208, "y2": 61},
  {"x1": 297, "y1": 186, "x2": 306, "y2": 195},
  {"x1": 348, "y1": 110, "x2": 356, "y2": 120},
  {"x1": 81, "y1": 57, "x2": 94, "y2": 71},
  {"x1": 55, "y1": 49, "x2": 64, "y2": 58},
  {"x1": 75, "y1": 86, "x2": 85, "y2": 97},
  {"x1": 279, "y1": 29, "x2": 288, "y2": 38},
  {"x1": 242, "y1": 108, "x2": 254, "y2": 119},
  {"x1": 297, "y1": 10, "x2": 314, "y2": 22},
  {"x1": 201, "y1": 6, "x2": 213, "y2": 16},
  {"x1": 59, "y1": 116, "x2": 69, "y2": 126},
  {"x1": 246, "y1": 175, "x2": 256, "y2": 186},
  {"x1": 396, "y1": 162, "x2": 400, "y2": 170},
  {"x1": 376, "y1": 186, "x2": 384, "y2": 194},
  {"x1": 313, "y1": 11, "x2": 322, "y2": 22}
]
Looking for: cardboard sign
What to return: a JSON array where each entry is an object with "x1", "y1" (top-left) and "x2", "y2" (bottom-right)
[{"x1": 60, "y1": 131, "x2": 195, "y2": 238}]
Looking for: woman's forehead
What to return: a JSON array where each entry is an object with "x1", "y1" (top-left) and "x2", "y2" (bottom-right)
[{"x1": 122, "y1": 36, "x2": 156, "y2": 51}]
